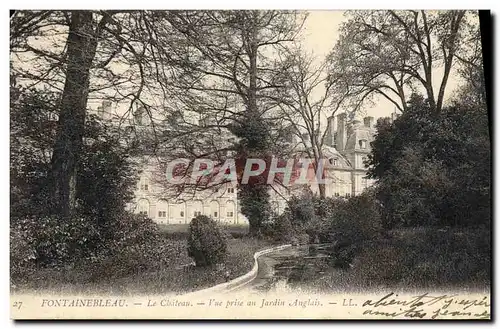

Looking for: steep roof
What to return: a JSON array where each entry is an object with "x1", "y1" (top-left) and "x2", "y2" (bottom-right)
[
  {"x1": 345, "y1": 125, "x2": 376, "y2": 151},
  {"x1": 322, "y1": 145, "x2": 352, "y2": 169}
]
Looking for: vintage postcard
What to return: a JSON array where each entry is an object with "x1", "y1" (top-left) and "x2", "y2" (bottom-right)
[{"x1": 10, "y1": 9, "x2": 491, "y2": 320}]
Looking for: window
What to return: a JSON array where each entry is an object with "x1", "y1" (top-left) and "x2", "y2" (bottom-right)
[
  {"x1": 334, "y1": 192, "x2": 340, "y2": 197},
  {"x1": 227, "y1": 211, "x2": 234, "y2": 217},
  {"x1": 137, "y1": 199, "x2": 149, "y2": 217},
  {"x1": 329, "y1": 158, "x2": 339, "y2": 166},
  {"x1": 359, "y1": 140, "x2": 367, "y2": 149},
  {"x1": 214, "y1": 211, "x2": 218, "y2": 218},
  {"x1": 140, "y1": 177, "x2": 149, "y2": 191},
  {"x1": 180, "y1": 211, "x2": 184, "y2": 217},
  {"x1": 227, "y1": 187, "x2": 235, "y2": 194},
  {"x1": 345, "y1": 193, "x2": 351, "y2": 198},
  {"x1": 158, "y1": 211, "x2": 167, "y2": 218},
  {"x1": 194, "y1": 211, "x2": 202, "y2": 217}
]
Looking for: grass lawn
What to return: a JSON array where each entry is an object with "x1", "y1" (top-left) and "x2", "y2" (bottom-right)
[
  {"x1": 158, "y1": 223, "x2": 249, "y2": 239},
  {"x1": 12, "y1": 236, "x2": 272, "y2": 296}
]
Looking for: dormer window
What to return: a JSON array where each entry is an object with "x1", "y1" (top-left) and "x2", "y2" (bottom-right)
[
  {"x1": 140, "y1": 177, "x2": 149, "y2": 191},
  {"x1": 359, "y1": 139, "x2": 367, "y2": 149},
  {"x1": 329, "y1": 158, "x2": 339, "y2": 166}
]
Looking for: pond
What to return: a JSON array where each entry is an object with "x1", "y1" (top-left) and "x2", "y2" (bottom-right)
[{"x1": 247, "y1": 244, "x2": 337, "y2": 292}]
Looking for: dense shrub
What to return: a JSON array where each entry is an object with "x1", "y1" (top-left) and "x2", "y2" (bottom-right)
[
  {"x1": 238, "y1": 184, "x2": 272, "y2": 236},
  {"x1": 286, "y1": 193, "x2": 316, "y2": 228},
  {"x1": 76, "y1": 115, "x2": 138, "y2": 222},
  {"x1": 367, "y1": 94, "x2": 491, "y2": 229},
  {"x1": 10, "y1": 211, "x2": 177, "y2": 285},
  {"x1": 309, "y1": 191, "x2": 383, "y2": 268},
  {"x1": 352, "y1": 227, "x2": 491, "y2": 288},
  {"x1": 10, "y1": 215, "x2": 103, "y2": 269},
  {"x1": 266, "y1": 191, "x2": 381, "y2": 248},
  {"x1": 328, "y1": 190, "x2": 382, "y2": 244},
  {"x1": 187, "y1": 215, "x2": 228, "y2": 267},
  {"x1": 268, "y1": 213, "x2": 295, "y2": 243},
  {"x1": 296, "y1": 233, "x2": 311, "y2": 245}
]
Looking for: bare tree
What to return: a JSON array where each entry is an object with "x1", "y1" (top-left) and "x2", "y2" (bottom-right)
[
  {"x1": 146, "y1": 10, "x2": 307, "y2": 233},
  {"x1": 274, "y1": 46, "x2": 351, "y2": 199},
  {"x1": 454, "y1": 11, "x2": 485, "y2": 108},
  {"x1": 328, "y1": 10, "x2": 467, "y2": 113}
]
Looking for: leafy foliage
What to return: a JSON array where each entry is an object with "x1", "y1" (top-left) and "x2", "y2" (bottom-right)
[
  {"x1": 367, "y1": 94, "x2": 490, "y2": 228},
  {"x1": 10, "y1": 211, "x2": 178, "y2": 285},
  {"x1": 10, "y1": 88, "x2": 59, "y2": 220},
  {"x1": 10, "y1": 89, "x2": 139, "y2": 223},
  {"x1": 76, "y1": 115, "x2": 138, "y2": 222},
  {"x1": 352, "y1": 227, "x2": 491, "y2": 288},
  {"x1": 187, "y1": 215, "x2": 228, "y2": 267}
]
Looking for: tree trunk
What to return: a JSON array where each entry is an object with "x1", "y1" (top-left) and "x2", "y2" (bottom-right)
[
  {"x1": 49, "y1": 11, "x2": 98, "y2": 217},
  {"x1": 318, "y1": 183, "x2": 326, "y2": 199}
]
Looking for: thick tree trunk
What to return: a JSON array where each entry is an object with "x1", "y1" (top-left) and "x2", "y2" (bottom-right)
[
  {"x1": 49, "y1": 11, "x2": 98, "y2": 217},
  {"x1": 238, "y1": 14, "x2": 271, "y2": 235}
]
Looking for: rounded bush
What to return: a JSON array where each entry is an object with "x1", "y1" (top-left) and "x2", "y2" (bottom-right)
[{"x1": 187, "y1": 215, "x2": 228, "y2": 267}]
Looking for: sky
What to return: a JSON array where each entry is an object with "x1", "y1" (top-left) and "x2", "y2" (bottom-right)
[
  {"x1": 298, "y1": 10, "x2": 468, "y2": 122},
  {"x1": 299, "y1": 10, "x2": 396, "y2": 121},
  {"x1": 72, "y1": 10, "x2": 469, "y2": 123}
]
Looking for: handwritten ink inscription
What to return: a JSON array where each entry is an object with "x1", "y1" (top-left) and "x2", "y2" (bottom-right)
[{"x1": 362, "y1": 292, "x2": 490, "y2": 319}]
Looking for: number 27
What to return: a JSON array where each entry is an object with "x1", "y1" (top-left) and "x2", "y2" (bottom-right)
[{"x1": 13, "y1": 301, "x2": 22, "y2": 310}]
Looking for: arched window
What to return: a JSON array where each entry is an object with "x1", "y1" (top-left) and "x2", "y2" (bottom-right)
[
  {"x1": 137, "y1": 198, "x2": 150, "y2": 217},
  {"x1": 192, "y1": 200, "x2": 203, "y2": 219},
  {"x1": 226, "y1": 200, "x2": 235, "y2": 222},
  {"x1": 157, "y1": 199, "x2": 168, "y2": 224},
  {"x1": 210, "y1": 200, "x2": 220, "y2": 220},
  {"x1": 177, "y1": 200, "x2": 187, "y2": 224}
]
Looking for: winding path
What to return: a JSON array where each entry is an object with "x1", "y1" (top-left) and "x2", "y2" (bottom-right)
[
  {"x1": 228, "y1": 245, "x2": 306, "y2": 293},
  {"x1": 182, "y1": 243, "x2": 325, "y2": 297}
]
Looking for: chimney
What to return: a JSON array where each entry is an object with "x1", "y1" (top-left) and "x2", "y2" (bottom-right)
[
  {"x1": 364, "y1": 116, "x2": 374, "y2": 128},
  {"x1": 336, "y1": 113, "x2": 347, "y2": 152},
  {"x1": 326, "y1": 115, "x2": 336, "y2": 147}
]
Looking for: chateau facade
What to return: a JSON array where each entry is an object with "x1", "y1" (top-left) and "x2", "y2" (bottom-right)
[
  {"x1": 92, "y1": 101, "x2": 379, "y2": 226},
  {"x1": 129, "y1": 113, "x2": 379, "y2": 226}
]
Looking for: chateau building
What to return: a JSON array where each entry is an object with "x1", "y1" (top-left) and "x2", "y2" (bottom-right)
[{"x1": 92, "y1": 101, "x2": 380, "y2": 226}]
